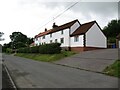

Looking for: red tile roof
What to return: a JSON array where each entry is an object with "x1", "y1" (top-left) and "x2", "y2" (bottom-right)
[
  {"x1": 35, "y1": 19, "x2": 79, "y2": 38},
  {"x1": 35, "y1": 20, "x2": 101, "y2": 38},
  {"x1": 70, "y1": 21, "x2": 96, "y2": 36},
  {"x1": 49, "y1": 19, "x2": 79, "y2": 34},
  {"x1": 35, "y1": 29, "x2": 52, "y2": 38}
]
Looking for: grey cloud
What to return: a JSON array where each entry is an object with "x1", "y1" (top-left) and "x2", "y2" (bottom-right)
[
  {"x1": 42, "y1": 2, "x2": 118, "y2": 18},
  {"x1": 20, "y1": 1, "x2": 118, "y2": 17}
]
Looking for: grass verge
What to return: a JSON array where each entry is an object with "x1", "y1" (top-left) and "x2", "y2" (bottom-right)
[
  {"x1": 15, "y1": 51, "x2": 76, "y2": 62},
  {"x1": 103, "y1": 60, "x2": 120, "y2": 78}
]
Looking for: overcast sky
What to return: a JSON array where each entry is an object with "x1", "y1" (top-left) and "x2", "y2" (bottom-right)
[{"x1": 0, "y1": 0, "x2": 119, "y2": 45}]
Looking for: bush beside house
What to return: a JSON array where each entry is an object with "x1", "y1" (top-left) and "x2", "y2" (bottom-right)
[{"x1": 17, "y1": 43, "x2": 61, "y2": 54}]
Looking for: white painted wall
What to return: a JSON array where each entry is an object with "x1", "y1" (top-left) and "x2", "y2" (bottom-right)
[
  {"x1": 86, "y1": 23, "x2": 107, "y2": 48},
  {"x1": 35, "y1": 29, "x2": 70, "y2": 47},
  {"x1": 70, "y1": 21, "x2": 80, "y2": 34},
  {"x1": 34, "y1": 21, "x2": 80, "y2": 47},
  {"x1": 70, "y1": 35, "x2": 84, "y2": 47},
  {"x1": 118, "y1": 40, "x2": 120, "y2": 48},
  {"x1": 34, "y1": 37, "x2": 40, "y2": 46}
]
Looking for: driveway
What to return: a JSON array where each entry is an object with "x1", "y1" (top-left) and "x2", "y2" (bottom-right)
[
  {"x1": 54, "y1": 49, "x2": 118, "y2": 72},
  {"x1": 3, "y1": 54, "x2": 118, "y2": 88}
]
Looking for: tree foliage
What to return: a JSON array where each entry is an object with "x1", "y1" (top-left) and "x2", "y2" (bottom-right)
[
  {"x1": 9, "y1": 32, "x2": 34, "y2": 49},
  {"x1": 17, "y1": 43, "x2": 61, "y2": 54},
  {"x1": 3, "y1": 32, "x2": 33, "y2": 51},
  {"x1": 10, "y1": 32, "x2": 27, "y2": 43},
  {"x1": 103, "y1": 19, "x2": 120, "y2": 38}
]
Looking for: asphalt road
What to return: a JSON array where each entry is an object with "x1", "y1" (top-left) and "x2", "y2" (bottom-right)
[
  {"x1": 3, "y1": 54, "x2": 118, "y2": 88},
  {"x1": 2, "y1": 64, "x2": 15, "y2": 89}
]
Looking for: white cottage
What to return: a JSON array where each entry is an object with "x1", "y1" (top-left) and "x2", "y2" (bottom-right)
[{"x1": 34, "y1": 19, "x2": 107, "y2": 52}]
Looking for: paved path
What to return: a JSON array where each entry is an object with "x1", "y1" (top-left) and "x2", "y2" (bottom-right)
[
  {"x1": 54, "y1": 49, "x2": 118, "y2": 72},
  {"x1": 3, "y1": 54, "x2": 118, "y2": 88}
]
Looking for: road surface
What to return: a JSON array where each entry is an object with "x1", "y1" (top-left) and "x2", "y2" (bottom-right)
[{"x1": 3, "y1": 54, "x2": 118, "y2": 88}]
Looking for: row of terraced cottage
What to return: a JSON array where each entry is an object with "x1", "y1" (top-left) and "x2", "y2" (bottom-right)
[{"x1": 34, "y1": 19, "x2": 107, "y2": 52}]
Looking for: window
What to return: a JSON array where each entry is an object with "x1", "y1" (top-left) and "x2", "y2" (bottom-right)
[
  {"x1": 43, "y1": 35, "x2": 45, "y2": 39},
  {"x1": 61, "y1": 30, "x2": 64, "y2": 35},
  {"x1": 50, "y1": 40, "x2": 52, "y2": 43},
  {"x1": 74, "y1": 36, "x2": 79, "y2": 42},
  {"x1": 60, "y1": 38, "x2": 64, "y2": 43},
  {"x1": 55, "y1": 39, "x2": 57, "y2": 43},
  {"x1": 50, "y1": 34, "x2": 52, "y2": 38}
]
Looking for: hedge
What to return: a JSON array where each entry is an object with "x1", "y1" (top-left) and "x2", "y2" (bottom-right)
[{"x1": 17, "y1": 43, "x2": 61, "y2": 54}]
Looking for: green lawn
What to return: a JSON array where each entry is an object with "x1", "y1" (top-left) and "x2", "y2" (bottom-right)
[
  {"x1": 103, "y1": 60, "x2": 120, "y2": 78},
  {"x1": 15, "y1": 51, "x2": 76, "y2": 62}
]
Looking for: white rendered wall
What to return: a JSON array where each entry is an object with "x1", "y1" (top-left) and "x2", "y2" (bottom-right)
[
  {"x1": 118, "y1": 40, "x2": 120, "y2": 48},
  {"x1": 70, "y1": 35, "x2": 84, "y2": 47},
  {"x1": 34, "y1": 37, "x2": 41, "y2": 46},
  {"x1": 40, "y1": 34, "x2": 50, "y2": 44},
  {"x1": 70, "y1": 21, "x2": 80, "y2": 34},
  {"x1": 86, "y1": 23, "x2": 107, "y2": 48},
  {"x1": 37, "y1": 29, "x2": 70, "y2": 47}
]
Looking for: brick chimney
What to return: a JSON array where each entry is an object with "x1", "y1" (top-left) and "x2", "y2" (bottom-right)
[
  {"x1": 45, "y1": 28, "x2": 47, "y2": 32},
  {"x1": 52, "y1": 22, "x2": 58, "y2": 28}
]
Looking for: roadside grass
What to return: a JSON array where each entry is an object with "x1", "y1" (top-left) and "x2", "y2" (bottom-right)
[
  {"x1": 103, "y1": 60, "x2": 120, "y2": 78},
  {"x1": 15, "y1": 51, "x2": 77, "y2": 62}
]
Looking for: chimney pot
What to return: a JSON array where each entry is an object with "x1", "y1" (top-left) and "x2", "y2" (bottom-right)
[
  {"x1": 45, "y1": 28, "x2": 47, "y2": 31},
  {"x1": 52, "y1": 22, "x2": 58, "y2": 28}
]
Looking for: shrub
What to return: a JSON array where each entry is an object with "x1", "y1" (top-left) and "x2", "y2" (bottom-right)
[
  {"x1": 30, "y1": 46, "x2": 39, "y2": 53},
  {"x1": 39, "y1": 43, "x2": 61, "y2": 54},
  {"x1": 6, "y1": 48, "x2": 13, "y2": 53},
  {"x1": 17, "y1": 43, "x2": 61, "y2": 54}
]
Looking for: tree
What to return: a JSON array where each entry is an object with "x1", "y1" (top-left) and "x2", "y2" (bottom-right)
[
  {"x1": 10, "y1": 32, "x2": 27, "y2": 43},
  {"x1": 103, "y1": 19, "x2": 120, "y2": 38},
  {"x1": 2, "y1": 42, "x2": 12, "y2": 52},
  {"x1": 26, "y1": 38, "x2": 34, "y2": 46},
  {"x1": 10, "y1": 32, "x2": 33, "y2": 49},
  {"x1": 103, "y1": 19, "x2": 120, "y2": 43}
]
